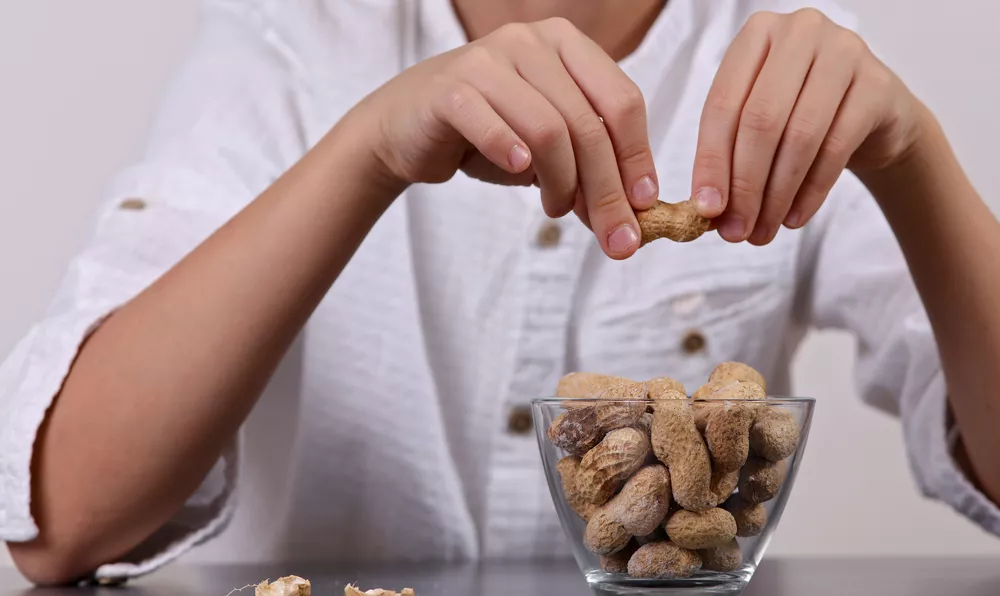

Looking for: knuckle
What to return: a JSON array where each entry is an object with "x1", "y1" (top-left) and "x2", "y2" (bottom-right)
[
  {"x1": 741, "y1": 97, "x2": 782, "y2": 136},
  {"x1": 746, "y1": 10, "x2": 778, "y2": 32},
  {"x1": 616, "y1": 141, "x2": 652, "y2": 168},
  {"x1": 694, "y1": 146, "x2": 730, "y2": 175},
  {"x1": 495, "y1": 22, "x2": 539, "y2": 47},
  {"x1": 794, "y1": 7, "x2": 828, "y2": 28},
  {"x1": 540, "y1": 16, "x2": 577, "y2": 36},
  {"x1": 607, "y1": 85, "x2": 646, "y2": 123},
  {"x1": 457, "y1": 45, "x2": 496, "y2": 72},
  {"x1": 783, "y1": 115, "x2": 822, "y2": 150},
  {"x1": 528, "y1": 118, "x2": 569, "y2": 150},
  {"x1": 590, "y1": 188, "x2": 628, "y2": 216},
  {"x1": 730, "y1": 172, "x2": 764, "y2": 200},
  {"x1": 571, "y1": 115, "x2": 610, "y2": 150},
  {"x1": 704, "y1": 94, "x2": 742, "y2": 123},
  {"x1": 443, "y1": 81, "x2": 475, "y2": 115},
  {"x1": 819, "y1": 131, "x2": 852, "y2": 164}
]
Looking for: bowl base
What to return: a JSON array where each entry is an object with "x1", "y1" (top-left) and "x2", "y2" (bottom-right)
[{"x1": 586, "y1": 568, "x2": 752, "y2": 596}]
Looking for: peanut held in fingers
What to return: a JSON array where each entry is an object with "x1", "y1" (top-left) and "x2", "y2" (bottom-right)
[
  {"x1": 627, "y1": 542, "x2": 703, "y2": 579},
  {"x1": 636, "y1": 200, "x2": 711, "y2": 245}
]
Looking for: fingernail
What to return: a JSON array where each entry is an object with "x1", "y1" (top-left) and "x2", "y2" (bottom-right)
[
  {"x1": 719, "y1": 214, "x2": 746, "y2": 241},
  {"x1": 508, "y1": 144, "x2": 530, "y2": 171},
  {"x1": 608, "y1": 224, "x2": 639, "y2": 254},
  {"x1": 694, "y1": 187, "x2": 723, "y2": 213},
  {"x1": 784, "y1": 208, "x2": 802, "y2": 228},
  {"x1": 748, "y1": 226, "x2": 771, "y2": 245},
  {"x1": 631, "y1": 176, "x2": 658, "y2": 205}
]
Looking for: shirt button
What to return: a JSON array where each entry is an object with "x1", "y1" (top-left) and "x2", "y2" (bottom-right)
[
  {"x1": 682, "y1": 330, "x2": 707, "y2": 354},
  {"x1": 507, "y1": 405, "x2": 534, "y2": 435},
  {"x1": 536, "y1": 222, "x2": 562, "y2": 248},
  {"x1": 119, "y1": 198, "x2": 147, "y2": 211}
]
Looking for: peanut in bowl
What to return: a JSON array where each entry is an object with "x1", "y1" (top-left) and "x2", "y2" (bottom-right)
[{"x1": 531, "y1": 367, "x2": 815, "y2": 596}]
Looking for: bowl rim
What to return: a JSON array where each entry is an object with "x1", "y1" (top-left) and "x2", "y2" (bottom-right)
[{"x1": 530, "y1": 396, "x2": 817, "y2": 405}]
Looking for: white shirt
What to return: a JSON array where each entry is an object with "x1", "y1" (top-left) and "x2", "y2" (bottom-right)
[{"x1": 2, "y1": 0, "x2": 999, "y2": 582}]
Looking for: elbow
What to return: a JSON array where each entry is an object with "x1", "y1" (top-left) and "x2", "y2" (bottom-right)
[{"x1": 7, "y1": 540, "x2": 95, "y2": 587}]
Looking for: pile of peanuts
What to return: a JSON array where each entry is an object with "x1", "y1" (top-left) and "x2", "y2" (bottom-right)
[{"x1": 547, "y1": 363, "x2": 800, "y2": 579}]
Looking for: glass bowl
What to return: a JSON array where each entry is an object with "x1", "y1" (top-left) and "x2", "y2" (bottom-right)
[{"x1": 532, "y1": 396, "x2": 815, "y2": 596}]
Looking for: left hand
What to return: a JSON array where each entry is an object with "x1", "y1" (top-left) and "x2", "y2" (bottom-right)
[{"x1": 691, "y1": 8, "x2": 926, "y2": 245}]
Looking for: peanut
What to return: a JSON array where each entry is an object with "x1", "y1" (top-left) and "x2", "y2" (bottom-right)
[
  {"x1": 699, "y1": 539, "x2": 743, "y2": 572},
  {"x1": 627, "y1": 542, "x2": 703, "y2": 579},
  {"x1": 578, "y1": 427, "x2": 651, "y2": 505},
  {"x1": 650, "y1": 392, "x2": 715, "y2": 512},
  {"x1": 556, "y1": 455, "x2": 598, "y2": 521},
  {"x1": 738, "y1": 457, "x2": 786, "y2": 504},
  {"x1": 593, "y1": 381, "x2": 649, "y2": 433},
  {"x1": 704, "y1": 402, "x2": 756, "y2": 473},
  {"x1": 345, "y1": 586, "x2": 415, "y2": 596},
  {"x1": 548, "y1": 406, "x2": 601, "y2": 456},
  {"x1": 633, "y1": 412, "x2": 654, "y2": 435},
  {"x1": 584, "y1": 508, "x2": 632, "y2": 555},
  {"x1": 723, "y1": 495, "x2": 767, "y2": 537},
  {"x1": 749, "y1": 408, "x2": 799, "y2": 462},
  {"x1": 646, "y1": 376, "x2": 687, "y2": 399},
  {"x1": 636, "y1": 200, "x2": 711, "y2": 246},
  {"x1": 256, "y1": 577, "x2": 311, "y2": 596},
  {"x1": 600, "y1": 542, "x2": 638, "y2": 573},
  {"x1": 557, "y1": 372, "x2": 630, "y2": 408},
  {"x1": 692, "y1": 379, "x2": 763, "y2": 432},
  {"x1": 709, "y1": 468, "x2": 741, "y2": 507},
  {"x1": 665, "y1": 508, "x2": 738, "y2": 550},
  {"x1": 708, "y1": 362, "x2": 767, "y2": 392},
  {"x1": 600, "y1": 464, "x2": 672, "y2": 536}
]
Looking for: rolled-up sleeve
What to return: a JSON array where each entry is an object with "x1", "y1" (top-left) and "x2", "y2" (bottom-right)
[
  {"x1": 803, "y1": 172, "x2": 1000, "y2": 537},
  {"x1": 0, "y1": 0, "x2": 304, "y2": 580}
]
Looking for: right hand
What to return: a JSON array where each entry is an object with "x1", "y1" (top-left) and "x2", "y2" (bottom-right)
[{"x1": 356, "y1": 18, "x2": 659, "y2": 260}]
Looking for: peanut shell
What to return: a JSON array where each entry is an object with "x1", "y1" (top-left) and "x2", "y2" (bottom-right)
[
  {"x1": 723, "y1": 495, "x2": 767, "y2": 537},
  {"x1": 738, "y1": 457, "x2": 786, "y2": 504},
  {"x1": 627, "y1": 541, "x2": 702, "y2": 579},
  {"x1": 578, "y1": 427, "x2": 651, "y2": 505},
  {"x1": 584, "y1": 508, "x2": 631, "y2": 555},
  {"x1": 548, "y1": 406, "x2": 601, "y2": 456},
  {"x1": 593, "y1": 381, "x2": 648, "y2": 433},
  {"x1": 650, "y1": 396, "x2": 715, "y2": 511},
  {"x1": 646, "y1": 376, "x2": 687, "y2": 399},
  {"x1": 708, "y1": 362, "x2": 767, "y2": 392},
  {"x1": 636, "y1": 200, "x2": 710, "y2": 245},
  {"x1": 604, "y1": 464, "x2": 672, "y2": 536},
  {"x1": 749, "y1": 408, "x2": 799, "y2": 462},
  {"x1": 665, "y1": 508, "x2": 737, "y2": 550},
  {"x1": 699, "y1": 539, "x2": 743, "y2": 572},
  {"x1": 556, "y1": 455, "x2": 597, "y2": 521}
]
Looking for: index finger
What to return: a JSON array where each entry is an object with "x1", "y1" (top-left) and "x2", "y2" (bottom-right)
[
  {"x1": 692, "y1": 14, "x2": 774, "y2": 220},
  {"x1": 537, "y1": 18, "x2": 660, "y2": 212}
]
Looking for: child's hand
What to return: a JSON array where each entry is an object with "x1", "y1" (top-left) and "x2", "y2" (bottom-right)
[
  {"x1": 357, "y1": 19, "x2": 657, "y2": 259},
  {"x1": 691, "y1": 8, "x2": 925, "y2": 245}
]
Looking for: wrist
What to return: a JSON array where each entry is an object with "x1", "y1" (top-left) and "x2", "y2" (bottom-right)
[{"x1": 318, "y1": 101, "x2": 411, "y2": 211}]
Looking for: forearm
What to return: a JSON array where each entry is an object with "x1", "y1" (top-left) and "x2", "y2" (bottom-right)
[
  {"x1": 856, "y1": 106, "x2": 1000, "y2": 507},
  {"x1": 8, "y1": 113, "x2": 401, "y2": 584}
]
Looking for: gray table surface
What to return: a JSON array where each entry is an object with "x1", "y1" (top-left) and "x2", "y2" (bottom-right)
[{"x1": 3, "y1": 559, "x2": 1000, "y2": 596}]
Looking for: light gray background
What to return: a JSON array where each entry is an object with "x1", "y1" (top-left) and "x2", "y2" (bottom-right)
[{"x1": 2, "y1": 1, "x2": 999, "y2": 568}]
